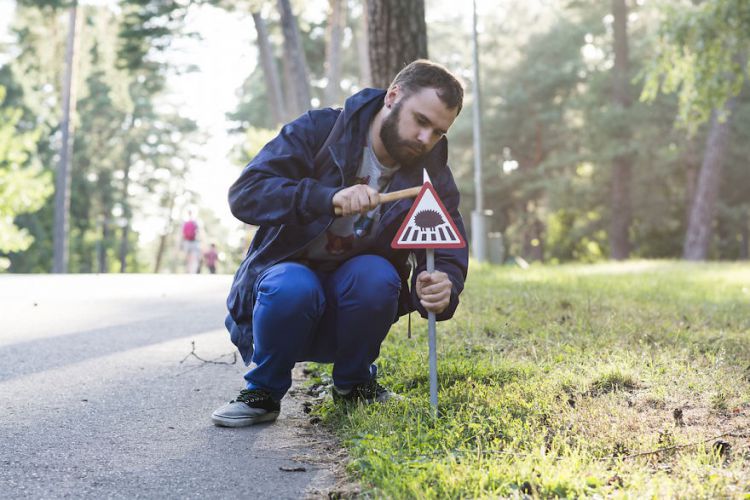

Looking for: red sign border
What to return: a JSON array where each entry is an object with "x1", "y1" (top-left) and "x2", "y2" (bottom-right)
[{"x1": 391, "y1": 182, "x2": 467, "y2": 249}]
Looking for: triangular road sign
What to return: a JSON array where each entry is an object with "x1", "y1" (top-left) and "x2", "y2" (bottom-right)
[{"x1": 391, "y1": 182, "x2": 466, "y2": 249}]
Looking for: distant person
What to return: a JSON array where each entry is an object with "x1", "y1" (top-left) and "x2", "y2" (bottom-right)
[
  {"x1": 203, "y1": 243, "x2": 219, "y2": 274},
  {"x1": 181, "y1": 214, "x2": 201, "y2": 274},
  {"x1": 212, "y1": 60, "x2": 469, "y2": 428}
]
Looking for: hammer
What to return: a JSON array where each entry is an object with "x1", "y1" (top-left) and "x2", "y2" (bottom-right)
[{"x1": 333, "y1": 186, "x2": 421, "y2": 216}]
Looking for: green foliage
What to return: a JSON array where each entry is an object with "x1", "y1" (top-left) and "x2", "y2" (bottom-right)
[
  {"x1": 3, "y1": 1, "x2": 200, "y2": 273},
  {"x1": 0, "y1": 85, "x2": 52, "y2": 266},
  {"x1": 426, "y1": 1, "x2": 750, "y2": 262},
  {"x1": 232, "y1": 126, "x2": 279, "y2": 165},
  {"x1": 314, "y1": 261, "x2": 750, "y2": 497},
  {"x1": 641, "y1": 0, "x2": 750, "y2": 131}
]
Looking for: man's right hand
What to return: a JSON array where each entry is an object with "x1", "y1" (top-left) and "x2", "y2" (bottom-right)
[{"x1": 332, "y1": 184, "x2": 380, "y2": 217}]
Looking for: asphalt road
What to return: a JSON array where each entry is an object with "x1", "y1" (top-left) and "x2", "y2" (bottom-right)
[{"x1": 0, "y1": 274, "x2": 339, "y2": 499}]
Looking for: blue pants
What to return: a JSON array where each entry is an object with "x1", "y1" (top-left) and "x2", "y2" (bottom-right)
[{"x1": 245, "y1": 254, "x2": 401, "y2": 401}]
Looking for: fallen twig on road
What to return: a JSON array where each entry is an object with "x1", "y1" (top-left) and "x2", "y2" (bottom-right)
[{"x1": 179, "y1": 340, "x2": 237, "y2": 366}]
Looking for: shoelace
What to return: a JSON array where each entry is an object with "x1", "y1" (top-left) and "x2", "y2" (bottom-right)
[
  {"x1": 233, "y1": 389, "x2": 269, "y2": 404},
  {"x1": 356, "y1": 378, "x2": 386, "y2": 399}
]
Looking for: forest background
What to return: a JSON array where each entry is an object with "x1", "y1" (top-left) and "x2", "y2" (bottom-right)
[{"x1": 1, "y1": 0, "x2": 748, "y2": 275}]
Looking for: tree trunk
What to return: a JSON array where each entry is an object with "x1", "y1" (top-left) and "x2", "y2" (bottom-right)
[
  {"x1": 277, "y1": 0, "x2": 312, "y2": 115},
  {"x1": 355, "y1": 1, "x2": 372, "y2": 87},
  {"x1": 740, "y1": 211, "x2": 749, "y2": 260},
  {"x1": 99, "y1": 217, "x2": 109, "y2": 273},
  {"x1": 609, "y1": 0, "x2": 632, "y2": 260},
  {"x1": 153, "y1": 190, "x2": 176, "y2": 273},
  {"x1": 323, "y1": 0, "x2": 346, "y2": 106},
  {"x1": 96, "y1": 169, "x2": 113, "y2": 273},
  {"x1": 681, "y1": 137, "x2": 700, "y2": 224},
  {"x1": 53, "y1": 3, "x2": 78, "y2": 273},
  {"x1": 252, "y1": 11, "x2": 286, "y2": 125},
  {"x1": 522, "y1": 211, "x2": 544, "y2": 262},
  {"x1": 683, "y1": 100, "x2": 737, "y2": 260},
  {"x1": 281, "y1": 54, "x2": 295, "y2": 120},
  {"x1": 118, "y1": 159, "x2": 131, "y2": 273},
  {"x1": 118, "y1": 116, "x2": 136, "y2": 273},
  {"x1": 367, "y1": 0, "x2": 427, "y2": 89}
]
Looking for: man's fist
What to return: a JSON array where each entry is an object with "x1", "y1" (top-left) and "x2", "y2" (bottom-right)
[
  {"x1": 415, "y1": 270, "x2": 452, "y2": 314},
  {"x1": 333, "y1": 185, "x2": 380, "y2": 217}
]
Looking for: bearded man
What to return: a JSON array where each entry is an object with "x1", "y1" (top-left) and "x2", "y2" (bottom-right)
[{"x1": 212, "y1": 60, "x2": 469, "y2": 427}]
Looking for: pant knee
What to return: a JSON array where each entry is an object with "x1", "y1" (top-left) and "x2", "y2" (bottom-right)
[
  {"x1": 255, "y1": 263, "x2": 325, "y2": 317},
  {"x1": 334, "y1": 255, "x2": 400, "y2": 311}
]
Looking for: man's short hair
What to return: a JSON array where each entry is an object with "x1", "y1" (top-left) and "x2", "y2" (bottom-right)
[{"x1": 388, "y1": 59, "x2": 464, "y2": 115}]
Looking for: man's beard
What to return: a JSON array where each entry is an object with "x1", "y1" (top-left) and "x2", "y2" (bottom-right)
[{"x1": 379, "y1": 101, "x2": 428, "y2": 167}]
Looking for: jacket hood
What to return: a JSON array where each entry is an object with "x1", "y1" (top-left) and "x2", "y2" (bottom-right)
[{"x1": 340, "y1": 88, "x2": 386, "y2": 128}]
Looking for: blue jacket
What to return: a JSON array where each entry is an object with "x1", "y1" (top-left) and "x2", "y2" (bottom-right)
[{"x1": 225, "y1": 88, "x2": 469, "y2": 365}]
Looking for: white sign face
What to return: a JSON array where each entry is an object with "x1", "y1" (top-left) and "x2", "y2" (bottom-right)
[{"x1": 391, "y1": 183, "x2": 466, "y2": 249}]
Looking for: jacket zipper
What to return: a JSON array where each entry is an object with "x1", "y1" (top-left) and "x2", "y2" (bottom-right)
[{"x1": 265, "y1": 145, "x2": 345, "y2": 268}]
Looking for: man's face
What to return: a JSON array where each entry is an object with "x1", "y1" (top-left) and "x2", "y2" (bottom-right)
[{"x1": 380, "y1": 87, "x2": 458, "y2": 167}]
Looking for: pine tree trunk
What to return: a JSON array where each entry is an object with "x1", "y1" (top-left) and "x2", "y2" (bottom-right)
[
  {"x1": 367, "y1": 0, "x2": 427, "y2": 89},
  {"x1": 323, "y1": 0, "x2": 346, "y2": 106},
  {"x1": 99, "y1": 216, "x2": 109, "y2": 273},
  {"x1": 681, "y1": 137, "x2": 700, "y2": 225},
  {"x1": 683, "y1": 100, "x2": 736, "y2": 260},
  {"x1": 96, "y1": 169, "x2": 113, "y2": 273},
  {"x1": 53, "y1": 3, "x2": 78, "y2": 273},
  {"x1": 119, "y1": 117, "x2": 136, "y2": 273},
  {"x1": 609, "y1": 0, "x2": 632, "y2": 260},
  {"x1": 119, "y1": 158, "x2": 131, "y2": 273},
  {"x1": 252, "y1": 11, "x2": 286, "y2": 125},
  {"x1": 153, "y1": 191, "x2": 176, "y2": 273},
  {"x1": 740, "y1": 212, "x2": 749, "y2": 260},
  {"x1": 281, "y1": 55, "x2": 295, "y2": 120},
  {"x1": 356, "y1": 1, "x2": 372, "y2": 87},
  {"x1": 277, "y1": 0, "x2": 312, "y2": 115}
]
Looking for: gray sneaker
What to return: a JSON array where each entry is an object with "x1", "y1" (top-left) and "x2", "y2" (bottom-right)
[{"x1": 211, "y1": 389, "x2": 280, "y2": 427}]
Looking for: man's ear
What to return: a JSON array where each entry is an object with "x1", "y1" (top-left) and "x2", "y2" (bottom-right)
[{"x1": 384, "y1": 85, "x2": 400, "y2": 108}]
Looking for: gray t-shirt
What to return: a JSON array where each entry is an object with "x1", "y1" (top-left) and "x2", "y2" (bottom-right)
[{"x1": 297, "y1": 139, "x2": 399, "y2": 271}]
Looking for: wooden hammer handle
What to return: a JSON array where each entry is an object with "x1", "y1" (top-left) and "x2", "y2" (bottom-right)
[{"x1": 334, "y1": 186, "x2": 422, "y2": 216}]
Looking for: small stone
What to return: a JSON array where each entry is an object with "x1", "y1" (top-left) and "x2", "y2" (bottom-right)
[
  {"x1": 520, "y1": 481, "x2": 533, "y2": 495},
  {"x1": 673, "y1": 407, "x2": 684, "y2": 426},
  {"x1": 607, "y1": 474, "x2": 624, "y2": 487},
  {"x1": 713, "y1": 440, "x2": 731, "y2": 458},
  {"x1": 279, "y1": 466, "x2": 306, "y2": 472}
]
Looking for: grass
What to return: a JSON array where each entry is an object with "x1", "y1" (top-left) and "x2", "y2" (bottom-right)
[{"x1": 311, "y1": 260, "x2": 750, "y2": 498}]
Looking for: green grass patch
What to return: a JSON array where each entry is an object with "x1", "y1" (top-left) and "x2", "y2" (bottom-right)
[{"x1": 312, "y1": 260, "x2": 750, "y2": 498}]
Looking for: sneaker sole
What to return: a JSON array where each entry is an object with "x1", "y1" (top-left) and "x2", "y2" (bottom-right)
[{"x1": 211, "y1": 410, "x2": 280, "y2": 428}]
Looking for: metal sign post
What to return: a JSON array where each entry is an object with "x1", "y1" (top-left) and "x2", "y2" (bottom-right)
[
  {"x1": 391, "y1": 170, "x2": 466, "y2": 416},
  {"x1": 425, "y1": 248, "x2": 438, "y2": 412}
]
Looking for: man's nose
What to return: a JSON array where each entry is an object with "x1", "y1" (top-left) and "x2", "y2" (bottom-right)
[{"x1": 417, "y1": 128, "x2": 431, "y2": 144}]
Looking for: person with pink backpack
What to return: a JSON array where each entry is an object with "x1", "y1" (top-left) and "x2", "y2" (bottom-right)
[{"x1": 181, "y1": 213, "x2": 201, "y2": 273}]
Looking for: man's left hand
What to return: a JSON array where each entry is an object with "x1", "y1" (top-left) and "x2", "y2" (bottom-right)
[{"x1": 415, "y1": 270, "x2": 452, "y2": 314}]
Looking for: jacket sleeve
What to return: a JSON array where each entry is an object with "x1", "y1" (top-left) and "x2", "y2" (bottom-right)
[
  {"x1": 409, "y1": 165, "x2": 469, "y2": 321},
  {"x1": 228, "y1": 108, "x2": 341, "y2": 227}
]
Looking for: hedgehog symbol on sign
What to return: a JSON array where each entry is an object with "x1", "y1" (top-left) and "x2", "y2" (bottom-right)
[{"x1": 391, "y1": 182, "x2": 465, "y2": 250}]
